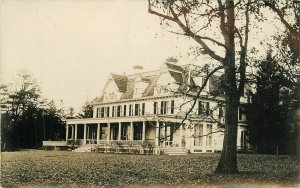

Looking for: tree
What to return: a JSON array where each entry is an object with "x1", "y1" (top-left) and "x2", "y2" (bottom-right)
[
  {"x1": 263, "y1": 0, "x2": 299, "y2": 65},
  {"x1": 43, "y1": 100, "x2": 66, "y2": 141},
  {"x1": 262, "y1": 0, "x2": 300, "y2": 155},
  {"x1": 1, "y1": 71, "x2": 42, "y2": 150},
  {"x1": 77, "y1": 101, "x2": 93, "y2": 118},
  {"x1": 1, "y1": 71, "x2": 66, "y2": 150},
  {"x1": 148, "y1": 0, "x2": 251, "y2": 173},
  {"x1": 66, "y1": 107, "x2": 75, "y2": 119},
  {"x1": 247, "y1": 51, "x2": 298, "y2": 154}
]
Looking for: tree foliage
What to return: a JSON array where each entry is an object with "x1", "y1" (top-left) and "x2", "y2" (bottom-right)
[
  {"x1": 1, "y1": 72, "x2": 66, "y2": 151},
  {"x1": 247, "y1": 51, "x2": 299, "y2": 154},
  {"x1": 77, "y1": 101, "x2": 93, "y2": 118}
]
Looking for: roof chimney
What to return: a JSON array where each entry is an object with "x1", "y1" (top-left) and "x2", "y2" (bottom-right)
[{"x1": 133, "y1": 65, "x2": 143, "y2": 74}]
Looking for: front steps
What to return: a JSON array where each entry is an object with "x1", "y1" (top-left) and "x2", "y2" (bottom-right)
[
  {"x1": 164, "y1": 147, "x2": 188, "y2": 155},
  {"x1": 72, "y1": 146, "x2": 95, "y2": 152}
]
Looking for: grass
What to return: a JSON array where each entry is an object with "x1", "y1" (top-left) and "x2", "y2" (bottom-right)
[{"x1": 1, "y1": 151, "x2": 299, "y2": 187}]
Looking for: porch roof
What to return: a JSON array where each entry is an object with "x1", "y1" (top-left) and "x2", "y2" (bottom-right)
[{"x1": 66, "y1": 115, "x2": 185, "y2": 125}]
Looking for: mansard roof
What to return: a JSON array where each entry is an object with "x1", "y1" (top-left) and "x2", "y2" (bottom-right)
[
  {"x1": 120, "y1": 81, "x2": 134, "y2": 99},
  {"x1": 168, "y1": 70, "x2": 183, "y2": 84},
  {"x1": 111, "y1": 73, "x2": 128, "y2": 92},
  {"x1": 143, "y1": 74, "x2": 161, "y2": 97},
  {"x1": 94, "y1": 60, "x2": 222, "y2": 105}
]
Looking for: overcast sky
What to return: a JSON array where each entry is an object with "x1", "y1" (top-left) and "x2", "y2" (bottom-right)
[
  {"x1": 0, "y1": 0, "x2": 279, "y2": 113},
  {"x1": 0, "y1": 0, "x2": 197, "y2": 112}
]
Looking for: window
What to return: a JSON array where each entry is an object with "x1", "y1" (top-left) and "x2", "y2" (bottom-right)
[
  {"x1": 198, "y1": 101, "x2": 210, "y2": 116},
  {"x1": 141, "y1": 103, "x2": 145, "y2": 115},
  {"x1": 106, "y1": 107, "x2": 110, "y2": 117},
  {"x1": 96, "y1": 107, "x2": 100, "y2": 118},
  {"x1": 100, "y1": 125, "x2": 107, "y2": 140},
  {"x1": 153, "y1": 102, "x2": 157, "y2": 114},
  {"x1": 129, "y1": 104, "x2": 133, "y2": 116},
  {"x1": 194, "y1": 124, "x2": 203, "y2": 146},
  {"x1": 198, "y1": 101, "x2": 203, "y2": 115},
  {"x1": 219, "y1": 105, "x2": 223, "y2": 118},
  {"x1": 123, "y1": 105, "x2": 127, "y2": 116},
  {"x1": 239, "y1": 107, "x2": 245, "y2": 120},
  {"x1": 205, "y1": 102, "x2": 210, "y2": 116},
  {"x1": 121, "y1": 124, "x2": 128, "y2": 140},
  {"x1": 100, "y1": 107, "x2": 105, "y2": 118},
  {"x1": 241, "y1": 130, "x2": 248, "y2": 149},
  {"x1": 206, "y1": 124, "x2": 212, "y2": 146},
  {"x1": 117, "y1": 105, "x2": 122, "y2": 117},
  {"x1": 171, "y1": 100, "x2": 175, "y2": 114},
  {"x1": 135, "y1": 104, "x2": 140, "y2": 115},
  {"x1": 133, "y1": 124, "x2": 142, "y2": 140},
  {"x1": 160, "y1": 101, "x2": 168, "y2": 114}
]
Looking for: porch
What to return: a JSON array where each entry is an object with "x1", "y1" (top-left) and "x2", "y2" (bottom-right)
[{"x1": 65, "y1": 116, "x2": 185, "y2": 154}]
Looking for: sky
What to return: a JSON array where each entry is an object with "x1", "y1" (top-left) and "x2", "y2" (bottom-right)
[
  {"x1": 0, "y1": 0, "x2": 280, "y2": 113},
  {"x1": 0, "y1": 0, "x2": 195, "y2": 112}
]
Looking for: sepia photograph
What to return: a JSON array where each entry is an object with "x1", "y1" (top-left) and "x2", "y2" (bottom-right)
[{"x1": 0, "y1": 0, "x2": 299, "y2": 187}]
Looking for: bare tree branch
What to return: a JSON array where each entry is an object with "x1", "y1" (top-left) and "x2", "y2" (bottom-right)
[
  {"x1": 180, "y1": 66, "x2": 224, "y2": 127},
  {"x1": 264, "y1": 1, "x2": 300, "y2": 38},
  {"x1": 238, "y1": 0, "x2": 250, "y2": 97},
  {"x1": 148, "y1": 0, "x2": 225, "y2": 63}
]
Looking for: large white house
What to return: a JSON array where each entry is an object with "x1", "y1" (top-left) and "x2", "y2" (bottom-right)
[{"x1": 65, "y1": 59, "x2": 249, "y2": 154}]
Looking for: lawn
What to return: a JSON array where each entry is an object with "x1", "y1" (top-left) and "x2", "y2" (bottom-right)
[{"x1": 1, "y1": 151, "x2": 299, "y2": 187}]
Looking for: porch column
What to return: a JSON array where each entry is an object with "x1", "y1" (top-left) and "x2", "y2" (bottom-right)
[
  {"x1": 130, "y1": 122, "x2": 133, "y2": 141},
  {"x1": 162, "y1": 122, "x2": 166, "y2": 147},
  {"x1": 75, "y1": 124, "x2": 78, "y2": 140},
  {"x1": 83, "y1": 124, "x2": 87, "y2": 144},
  {"x1": 97, "y1": 123, "x2": 100, "y2": 144},
  {"x1": 155, "y1": 121, "x2": 159, "y2": 146},
  {"x1": 179, "y1": 124, "x2": 182, "y2": 146},
  {"x1": 142, "y1": 121, "x2": 146, "y2": 142},
  {"x1": 71, "y1": 125, "x2": 74, "y2": 140},
  {"x1": 87, "y1": 126, "x2": 90, "y2": 139},
  {"x1": 107, "y1": 123, "x2": 111, "y2": 143},
  {"x1": 65, "y1": 124, "x2": 69, "y2": 143},
  {"x1": 203, "y1": 123, "x2": 207, "y2": 147},
  {"x1": 118, "y1": 122, "x2": 121, "y2": 141}
]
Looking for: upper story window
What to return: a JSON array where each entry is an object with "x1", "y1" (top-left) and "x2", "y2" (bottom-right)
[
  {"x1": 100, "y1": 107, "x2": 110, "y2": 118},
  {"x1": 132, "y1": 103, "x2": 145, "y2": 116},
  {"x1": 123, "y1": 105, "x2": 127, "y2": 116},
  {"x1": 117, "y1": 105, "x2": 122, "y2": 117},
  {"x1": 154, "y1": 102, "x2": 158, "y2": 114},
  {"x1": 134, "y1": 104, "x2": 139, "y2": 115},
  {"x1": 239, "y1": 107, "x2": 245, "y2": 121},
  {"x1": 171, "y1": 100, "x2": 175, "y2": 114},
  {"x1": 96, "y1": 107, "x2": 100, "y2": 118},
  {"x1": 198, "y1": 101, "x2": 210, "y2": 116},
  {"x1": 219, "y1": 105, "x2": 224, "y2": 118},
  {"x1": 153, "y1": 100, "x2": 174, "y2": 115},
  {"x1": 100, "y1": 107, "x2": 104, "y2": 117},
  {"x1": 160, "y1": 101, "x2": 168, "y2": 115},
  {"x1": 129, "y1": 104, "x2": 133, "y2": 116},
  {"x1": 112, "y1": 106, "x2": 115, "y2": 117},
  {"x1": 141, "y1": 103, "x2": 145, "y2": 115}
]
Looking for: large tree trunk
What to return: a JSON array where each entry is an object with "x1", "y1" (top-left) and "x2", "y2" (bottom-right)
[
  {"x1": 215, "y1": 0, "x2": 239, "y2": 174},
  {"x1": 215, "y1": 56, "x2": 239, "y2": 173}
]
